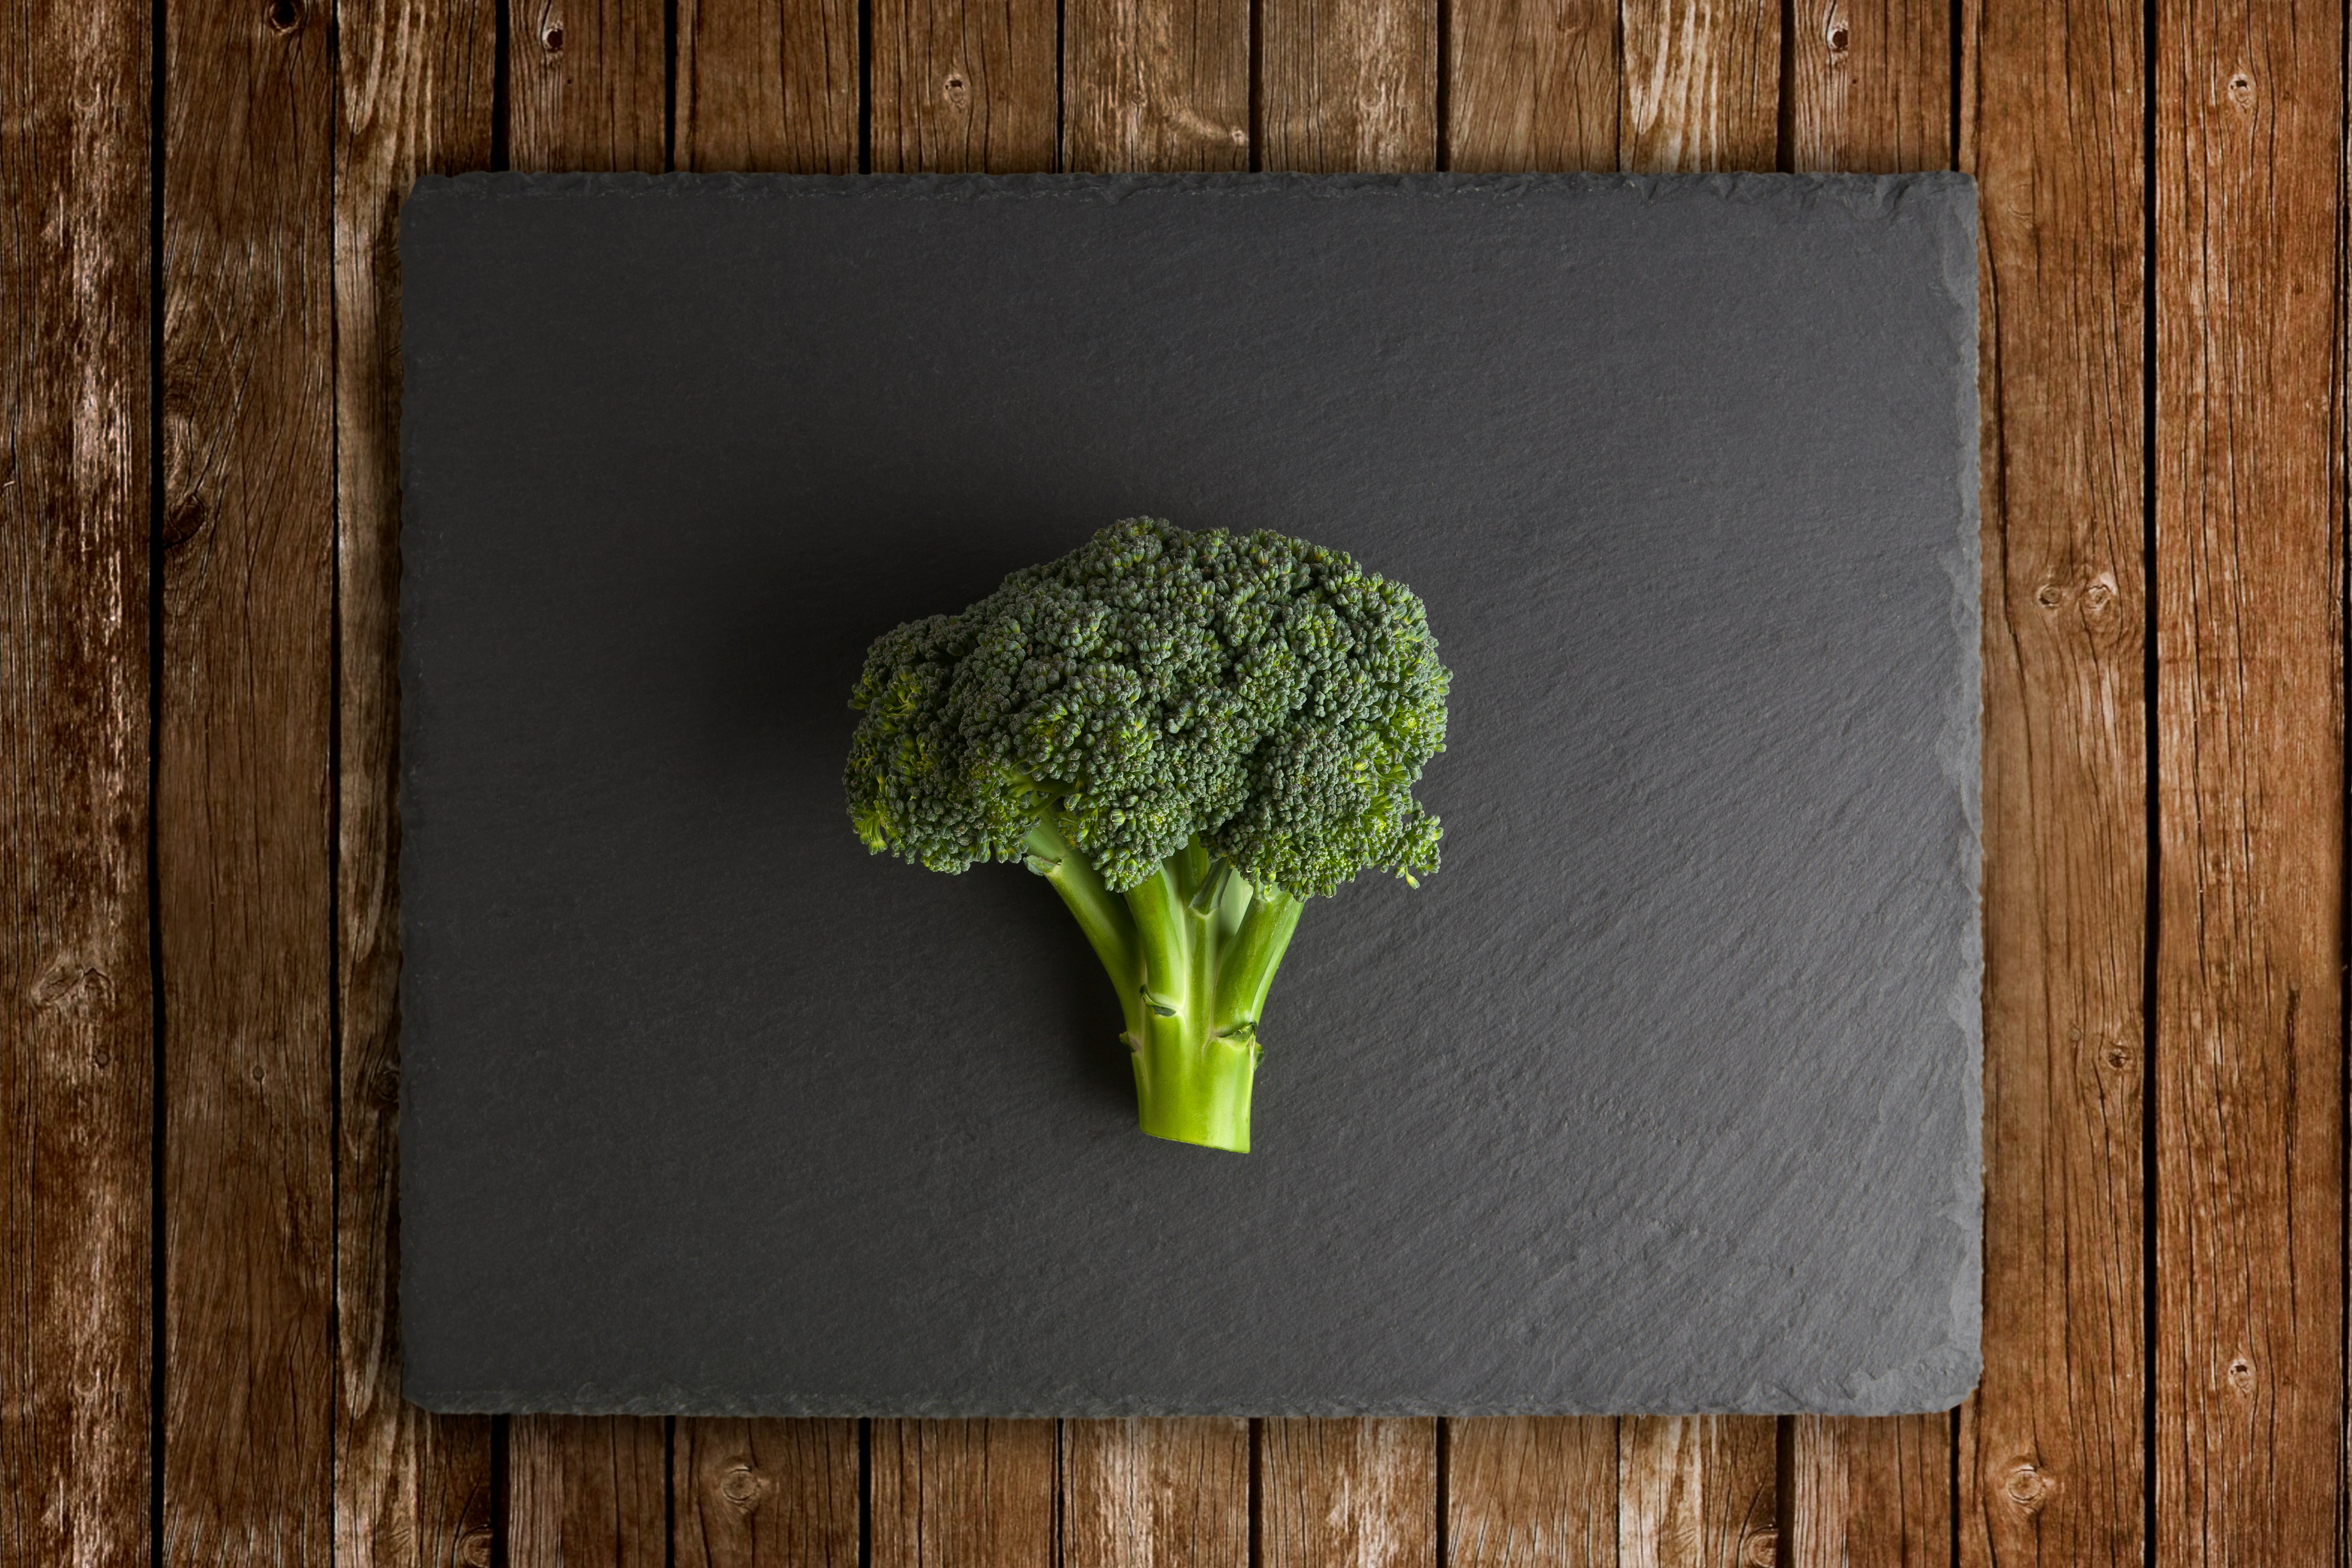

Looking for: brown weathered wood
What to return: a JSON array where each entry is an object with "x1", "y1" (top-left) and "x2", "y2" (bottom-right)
[
  {"x1": 1955, "y1": 0, "x2": 2146, "y2": 1564},
  {"x1": 508, "y1": 0, "x2": 668, "y2": 171},
  {"x1": 510, "y1": 1416, "x2": 671, "y2": 1567},
  {"x1": 2152, "y1": 0, "x2": 2345, "y2": 1562},
  {"x1": 1778, "y1": 3, "x2": 1961, "y2": 1560},
  {"x1": 1260, "y1": 1418, "x2": 1436, "y2": 1568},
  {"x1": 1063, "y1": 0, "x2": 1250, "y2": 170},
  {"x1": 1617, "y1": 0, "x2": 1779, "y2": 170},
  {"x1": 1447, "y1": 1418, "x2": 1614, "y2": 1568},
  {"x1": 870, "y1": 1419, "x2": 1056, "y2": 1568},
  {"x1": 1787, "y1": 1415, "x2": 1950, "y2": 1566},
  {"x1": 1784, "y1": 0, "x2": 1949, "y2": 170},
  {"x1": 159, "y1": 0, "x2": 337, "y2": 1558},
  {"x1": 1259, "y1": 0, "x2": 1438, "y2": 170},
  {"x1": 1446, "y1": 0, "x2": 1614, "y2": 171},
  {"x1": 496, "y1": 20, "x2": 675, "y2": 1562},
  {"x1": 674, "y1": 1418, "x2": 859, "y2": 1568},
  {"x1": 676, "y1": 0, "x2": 861, "y2": 172},
  {"x1": 1059, "y1": 1418, "x2": 1248, "y2": 1568},
  {"x1": 0, "y1": 2, "x2": 151, "y2": 1564},
  {"x1": 1617, "y1": 1418, "x2": 1775, "y2": 1568},
  {"x1": 333, "y1": 2, "x2": 499, "y2": 1565},
  {"x1": 870, "y1": 0, "x2": 1058, "y2": 170}
]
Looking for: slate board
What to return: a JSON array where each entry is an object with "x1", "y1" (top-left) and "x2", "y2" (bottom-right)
[{"x1": 397, "y1": 170, "x2": 1982, "y2": 1417}]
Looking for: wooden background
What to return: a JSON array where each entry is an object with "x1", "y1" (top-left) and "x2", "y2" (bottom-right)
[{"x1": 3, "y1": 0, "x2": 2336, "y2": 1560}]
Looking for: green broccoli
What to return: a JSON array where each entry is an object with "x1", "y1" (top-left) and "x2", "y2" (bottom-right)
[{"x1": 843, "y1": 517, "x2": 1450, "y2": 1153}]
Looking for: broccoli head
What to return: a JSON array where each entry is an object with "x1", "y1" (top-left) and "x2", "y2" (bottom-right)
[{"x1": 844, "y1": 517, "x2": 1450, "y2": 1152}]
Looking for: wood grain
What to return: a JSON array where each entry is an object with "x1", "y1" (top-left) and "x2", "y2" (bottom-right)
[
  {"x1": 1260, "y1": 1418, "x2": 1436, "y2": 1568},
  {"x1": 1445, "y1": 0, "x2": 1616, "y2": 171},
  {"x1": 1787, "y1": 1415, "x2": 1950, "y2": 1566},
  {"x1": 497, "y1": 16, "x2": 677, "y2": 1564},
  {"x1": 676, "y1": 0, "x2": 861, "y2": 172},
  {"x1": 510, "y1": 1415, "x2": 670, "y2": 1568},
  {"x1": 871, "y1": 0, "x2": 1059, "y2": 170},
  {"x1": 508, "y1": 0, "x2": 668, "y2": 171},
  {"x1": 2152, "y1": 0, "x2": 2346, "y2": 1562},
  {"x1": 674, "y1": 1418, "x2": 859, "y2": 1568},
  {"x1": 870, "y1": 1419, "x2": 1056, "y2": 1568},
  {"x1": 1059, "y1": 1418, "x2": 1248, "y2": 1568},
  {"x1": 1447, "y1": 1418, "x2": 1614, "y2": 1568},
  {"x1": 333, "y1": 2, "x2": 498, "y2": 1565},
  {"x1": 0, "y1": 3, "x2": 151, "y2": 1565},
  {"x1": 1618, "y1": 0, "x2": 1779, "y2": 170},
  {"x1": 1063, "y1": 0, "x2": 1250, "y2": 170},
  {"x1": 1779, "y1": 3, "x2": 1959, "y2": 1561},
  {"x1": 1617, "y1": 1418, "x2": 1776, "y2": 1568},
  {"x1": 1955, "y1": 0, "x2": 2147, "y2": 1561},
  {"x1": 1784, "y1": 0, "x2": 1950, "y2": 171},
  {"x1": 1259, "y1": 0, "x2": 1438, "y2": 169},
  {"x1": 158, "y1": 0, "x2": 337, "y2": 1558}
]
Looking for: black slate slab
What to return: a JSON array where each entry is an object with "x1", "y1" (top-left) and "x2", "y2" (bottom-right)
[{"x1": 397, "y1": 171, "x2": 1981, "y2": 1417}]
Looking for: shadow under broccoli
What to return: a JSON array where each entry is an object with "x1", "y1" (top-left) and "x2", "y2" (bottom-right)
[{"x1": 844, "y1": 517, "x2": 1451, "y2": 1153}]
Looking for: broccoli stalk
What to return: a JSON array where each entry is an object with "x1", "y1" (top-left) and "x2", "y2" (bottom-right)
[
  {"x1": 1024, "y1": 818, "x2": 1301, "y2": 1151},
  {"x1": 843, "y1": 517, "x2": 1449, "y2": 1155}
]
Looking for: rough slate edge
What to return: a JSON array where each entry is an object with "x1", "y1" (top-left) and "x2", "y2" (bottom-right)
[{"x1": 394, "y1": 171, "x2": 1984, "y2": 1418}]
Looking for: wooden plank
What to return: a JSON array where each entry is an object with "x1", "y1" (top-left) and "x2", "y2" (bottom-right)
[
  {"x1": 1954, "y1": 0, "x2": 2146, "y2": 1563},
  {"x1": 675, "y1": 0, "x2": 861, "y2": 172},
  {"x1": 1617, "y1": 0, "x2": 1779, "y2": 171},
  {"x1": 1060, "y1": 1418, "x2": 1248, "y2": 1568},
  {"x1": 674, "y1": 1418, "x2": 859, "y2": 1568},
  {"x1": 870, "y1": 0, "x2": 1058, "y2": 170},
  {"x1": 1446, "y1": 1417, "x2": 1614, "y2": 1568},
  {"x1": 1259, "y1": 0, "x2": 1438, "y2": 170},
  {"x1": 2152, "y1": 0, "x2": 2345, "y2": 1561},
  {"x1": 0, "y1": 2, "x2": 152, "y2": 1564},
  {"x1": 662, "y1": 8, "x2": 863, "y2": 1561},
  {"x1": 1444, "y1": 0, "x2": 1616, "y2": 172},
  {"x1": 1779, "y1": 4, "x2": 1958, "y2": 1562},
  {"x1": 1259, "y1": 1418, "x2": 1436, "y2": 1568},
  {"x1": 1784, "y1": 0, "x2": 1950, "y2": 171},
  {"x1": 158, "y1": 0, "x2": 337, "y2": 1558},
  {"x1": 332, "y1": 1, "x2": 498, "y2": 1565},
  {"x1": 510, "y1": 1415, "x2": 671, "y2": 1568},
  {"x1": 870, "y1": 1419, "x2": 1056, "y2": 1568},
  {"x1": 1617, "y1": 1418, "x2": 1775, "y2": 1568},
  {"x1": 507, "y1": 0, "x2": 668, "y2": 171},
  {"x1": 1063, "y1": 0, "x2": 1250, "y2": 171},
  {"x1": 1787, "y1": 1415, "x2": 1950, "y2": 1566},
  {"x1": 497, "y1": 16, "x2": 674, "y2": 1561}
]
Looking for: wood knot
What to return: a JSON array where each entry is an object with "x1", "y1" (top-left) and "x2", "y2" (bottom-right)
[
  {"x1": 1823, "y1": 13, "x2": 1849, "y2": 55},
  {"x1": 2227, "y1": 71, "x2": 2255, "y2": 109},
  {"x1": 266, "y1": 0, "x2": 302, "y2": 34},
  {"x1": 456, "y1": 1527, "x2": 494, "y2": 1568},
  {"x1": 2102, "y1": 1042, "x2": 2133, "y2": 1072},
  {"x1": 2080, "y1": 574, "x2": 2116, "y2": 612},
  {"x1": 1739, "y1": 1527, "x2": 1777, "y2": 1566},
  {"x1": 543, "y1": 21, "x2": 565, "y2": 54},
  {"x1": 2003, "y1": 1462, "x2": 2050, "y2": 1511},
  {"x1": 163, "y1": 494, "x2": 209, "y2": 551},
  {"x1": 2034, "y1": 582, "x2": 2065, "y2": 609},
  {"x1": 719, "y1": 1462, "x2": 769, "y2": 1511},
  {"x1": 943, "y1": 72, "x2": 971, "y2": 110},
  {"x1": 34, "y1": 958, "x2": 112, "y2": 1016},
  {"x1": 2227, "y1": 1355, "x2": 2256, "y2": 1394}
]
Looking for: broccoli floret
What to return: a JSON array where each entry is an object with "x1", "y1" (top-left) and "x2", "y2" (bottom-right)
[{"x1": 844, "y1": 517, "x2": 1450, "y2": 1152}]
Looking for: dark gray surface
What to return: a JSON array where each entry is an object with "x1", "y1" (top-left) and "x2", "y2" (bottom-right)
[{"x1": 397, "y1": 171, "x2": 1981, "y2": 1417}]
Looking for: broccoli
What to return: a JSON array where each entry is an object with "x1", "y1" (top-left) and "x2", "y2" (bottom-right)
[{"x1": 843, "y1": 517, "x2": 1450, "y2": 1153}]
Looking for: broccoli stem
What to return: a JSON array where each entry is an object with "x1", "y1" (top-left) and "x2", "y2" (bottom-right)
[{"x1": 1023, "y1": 826, "x2": 1305, "y2": 1153}]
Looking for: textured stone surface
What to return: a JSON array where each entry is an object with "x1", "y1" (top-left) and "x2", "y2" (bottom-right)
[{"x1": 397, "y1": 171, "x2": 1980, "y2": 1416}]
